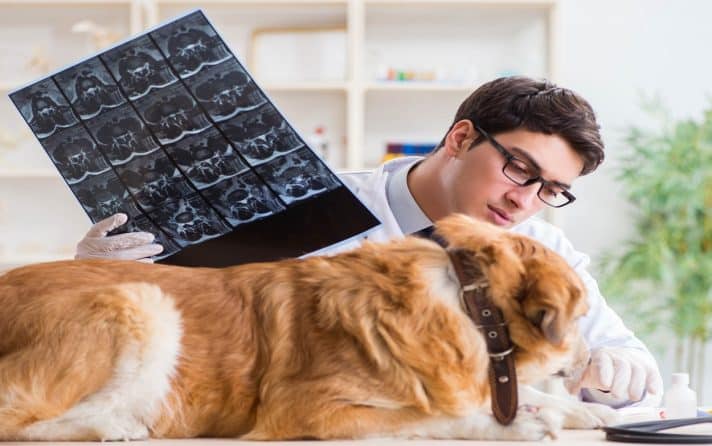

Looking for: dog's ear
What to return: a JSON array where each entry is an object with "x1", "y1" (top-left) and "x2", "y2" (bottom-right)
[
  {"x1": 519, "y1": 274, "x2": 571, "y2": 346},
  {"x1": 522, "y1": 301, "x2": 567, "y2": 346},
  {"x1": 508, "y1": 233, "x2": 585, "y2": 346},
  {"x1": 520, "y1": 275, "x2": 587, "y2": 346}
]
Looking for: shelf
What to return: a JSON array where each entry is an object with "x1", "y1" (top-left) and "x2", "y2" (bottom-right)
[
  {"x1": 156, "y1": 0, "x2": 347, "y2": 4},
  {"x1": 365, "y1": 0, "x2": 554, "y2": 5},
  {"x1": 0, "y1": 169, "x2": 59, "y2": 179},
  {"x1": 365, "y1": 82, "x2": 476, "y2": 92},
  {"x1": 262, "y1": 81, "x2": 348, "y2": 92},
  {"x1": 0, "y1": 0, "x2": 132, "y2": 4}
]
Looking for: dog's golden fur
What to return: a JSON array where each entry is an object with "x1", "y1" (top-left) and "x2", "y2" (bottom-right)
[{"x1": 0, "y1": 214, "x2": 605, "y2": 441}]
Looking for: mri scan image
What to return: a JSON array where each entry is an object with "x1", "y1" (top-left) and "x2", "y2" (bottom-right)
[
  {"x1": 54, "y1": 57, "x2": 125, "y2": 120},
  {"x1": 185, "y1": 59, "x2": 266, "y2": 122},
  {"x1": 148, "y1": 194, "x2": 230, "y2": 247},
  {"x1": 70, "y1": 171, "x2": 142, "y2": 222},
  {"x1": 202, "y1": 171, "x2": 284, "y2": 227},
  {"x1": 85, "y1": 104, "x2": 160, "y2": 165},
  {"x1": 134, "y1": 83, "x2": 212, "y2": 144},
  {"x1": 220, "y1": 104, "x2": 304, "y2": 165},
  {"x1": 102, "y1": 35, "x2": 178, "y2": 99},
  {"x1": 164, "y1": 127, "x2": 248, "y2": 189},
  {"x1": 256, "y1": 147, "x2": 339, "y2": 204},
  {"x1": 40, "y1": 125, "x2": 110, "y2": 184},
  {"x1": 10, "y1": 79, "x2": 79, "y2": 139},
  {"x1": 115, "y1": 151, "x2": 194, "y2": 213},
  {"x1": 10, "y1": 10, "x2": 380, "y2": 266},
  {"x1": 151, "y1": 11, "x2": 231, "y2": 78}
]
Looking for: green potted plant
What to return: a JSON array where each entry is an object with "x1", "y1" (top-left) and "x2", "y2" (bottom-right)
[{"x1": 600, "y1": 99, "x2": 712, "y2": 396}]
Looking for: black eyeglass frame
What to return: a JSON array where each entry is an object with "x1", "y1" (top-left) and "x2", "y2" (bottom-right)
[{"x1": 473, "y1": 124, "x2": 576, "y2": 208}]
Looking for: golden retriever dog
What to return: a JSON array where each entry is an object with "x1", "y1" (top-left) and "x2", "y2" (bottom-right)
[{"x1": 0, "y1": 214, "x2": 618, "y2": 441}]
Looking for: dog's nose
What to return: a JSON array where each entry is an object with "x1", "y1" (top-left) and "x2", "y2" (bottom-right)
[{"x1": 553, "y1": 369, "x2": 572, "y2": 378}]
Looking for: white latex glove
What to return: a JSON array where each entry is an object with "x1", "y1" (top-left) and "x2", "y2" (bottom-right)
[
  {"x1": 565, "y1": 346, "x2": 663, "y2": 407},
  {"x1": 75, "y1": 213, "x2": 163, "y2": 262}
]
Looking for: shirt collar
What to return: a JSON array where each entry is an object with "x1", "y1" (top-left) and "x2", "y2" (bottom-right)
[{"x1": 385, "y1": 158, "x2": 433, "y2": 235}]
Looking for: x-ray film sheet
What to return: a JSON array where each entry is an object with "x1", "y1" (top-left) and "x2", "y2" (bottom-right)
[{"x1": 10, "y1": 10, "x2": 380, "y2": 267}]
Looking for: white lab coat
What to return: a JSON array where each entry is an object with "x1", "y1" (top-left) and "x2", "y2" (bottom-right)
[{"x1": 334, "y1": 156, "x2": 654, "y2": 361}]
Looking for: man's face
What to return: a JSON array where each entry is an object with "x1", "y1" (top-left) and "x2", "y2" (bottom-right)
[{"x1": 440, "y1": 123, "x2": 584, "y2": 228}]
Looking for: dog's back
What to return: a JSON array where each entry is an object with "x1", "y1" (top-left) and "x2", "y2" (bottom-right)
[{"x1": 0, "y1": 259, "x2": 273, "y2": 439}]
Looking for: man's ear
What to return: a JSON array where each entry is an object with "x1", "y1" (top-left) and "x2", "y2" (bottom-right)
[{"x1": 444, "y1": 119, "x2": 477, "y2": 157}]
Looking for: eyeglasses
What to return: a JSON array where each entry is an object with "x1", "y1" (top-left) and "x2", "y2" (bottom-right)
[{"x1": 474, "y1": 125, "x2": 576, "y2": 208}]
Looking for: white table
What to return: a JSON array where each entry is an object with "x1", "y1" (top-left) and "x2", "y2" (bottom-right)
[{"x1": 0, "y1": 429, "x2": 681, "y2": 445}]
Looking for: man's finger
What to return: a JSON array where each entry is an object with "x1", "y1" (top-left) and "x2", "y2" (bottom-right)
[
  {"x1": 646, "y1": 363, "x2": 663, "y2": 395},
  {"x1": 100, "y1": 232, "x2": 156, "y2": 251},
  {"x1": 85, "y1": 213, "x2": 128, "y2": 238},
  {"x1": 588, "y1": 350, "x2": 614, "y2": 390},
  {"x1": 627, "y1": 362, "x2": 646, "y2": 402},
  {"x1": 610, "y1": 357, "x2": 631, "y2": 400},
  {"x1": 84, "y1": 243, "x2": 163, "y2": 261}
]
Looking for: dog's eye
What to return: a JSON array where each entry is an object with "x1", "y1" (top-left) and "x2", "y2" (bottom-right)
[
  {"x1": 533, "y1": 309, "x2": 546, "y2": 327},
  {"x1": 515, "y1": 283, "x2": 529, "y2": 302}
]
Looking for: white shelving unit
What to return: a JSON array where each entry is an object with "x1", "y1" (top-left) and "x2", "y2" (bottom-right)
[{"x1": 0, "y1": 0, "x2": 557, "y2": 268}]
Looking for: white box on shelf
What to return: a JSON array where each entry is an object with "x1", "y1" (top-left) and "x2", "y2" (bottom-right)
[{"x1": 250, "y1": 26, "x2": 347, "y2": 83}]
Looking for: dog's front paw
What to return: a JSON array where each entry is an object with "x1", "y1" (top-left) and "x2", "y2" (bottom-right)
[
  {"x1": 501, "y1": 408, "x2": 561, "y2": 441},
  {"x1": 550, "y1": 401, "x2": 621, "y2": 429},
  {"x1": 97, "y1": 422, "x2": 150, "y2": 442},
  {"x1": 578, "y1": 402, "x2": 621, "y2": 427}
]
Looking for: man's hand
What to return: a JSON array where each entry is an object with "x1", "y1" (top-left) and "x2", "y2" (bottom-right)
[
  {"x1": 565, "y1": 347, "x2": 663, "y2": 406},
  {"x1": 75, "y1": 213, "x2": 164, "y2": 262}
]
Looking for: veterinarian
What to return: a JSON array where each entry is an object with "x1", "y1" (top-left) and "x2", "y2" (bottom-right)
[{"x1": 74, "y1": 76, "x2": 663, "y2": 410}]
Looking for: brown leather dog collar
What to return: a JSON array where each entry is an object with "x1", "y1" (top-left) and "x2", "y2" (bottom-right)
[{"x1": 447, "y1": 248, "x2": 518, "y2": 425}]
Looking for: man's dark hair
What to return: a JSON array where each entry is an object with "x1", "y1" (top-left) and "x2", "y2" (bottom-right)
[{"x1": 437, "y1": 76, "x2": 604, "y2": 175}]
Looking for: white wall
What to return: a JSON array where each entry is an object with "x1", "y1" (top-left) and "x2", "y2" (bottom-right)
[{"x1": 554, "y1": 0, "x2": 712, "y2": 404}]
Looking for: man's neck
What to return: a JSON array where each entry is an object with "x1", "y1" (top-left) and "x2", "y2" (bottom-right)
[{"x1": 406, "y1": 155, "x2": 450, "y2": 223}]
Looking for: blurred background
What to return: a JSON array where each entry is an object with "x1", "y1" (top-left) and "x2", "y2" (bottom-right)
[{"x1": 0, "y1": 0, "x2": 710, "y2": 404}]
